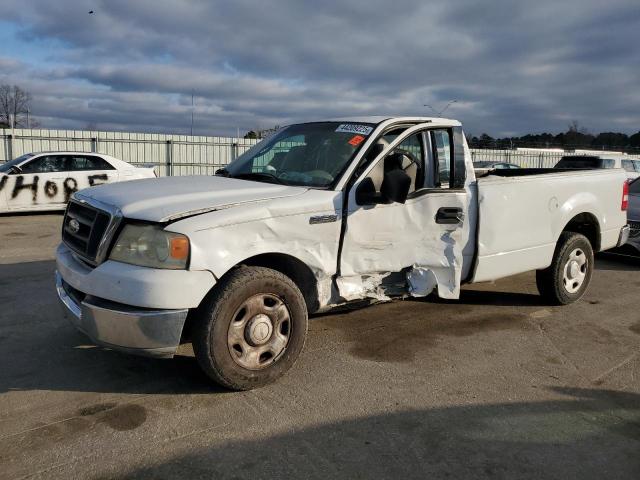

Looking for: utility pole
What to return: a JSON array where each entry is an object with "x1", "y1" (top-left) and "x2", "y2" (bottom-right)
[
  {"x1": 423, "y1": 100, "x2": 458, "y2": 117},
  {"x1": 190, "y1": 91, "x2": 194, "y2": 136}
]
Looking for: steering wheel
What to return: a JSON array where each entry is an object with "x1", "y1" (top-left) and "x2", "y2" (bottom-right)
[
  {"x1": 306, "y1": 170, "x2": 334, "y2": 182},
  {"x1": 396, "y1": 149, "x2": 421, "y2": 172}
]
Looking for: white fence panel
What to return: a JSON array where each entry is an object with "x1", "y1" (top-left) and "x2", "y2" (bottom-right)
[{"x1": 3, "y1": 128, "x2": 638, "y2": 176}]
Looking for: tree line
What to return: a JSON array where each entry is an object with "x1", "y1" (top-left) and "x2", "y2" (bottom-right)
[{"x1": 468, "y1": 121, "x2": 640, "y2": 152}]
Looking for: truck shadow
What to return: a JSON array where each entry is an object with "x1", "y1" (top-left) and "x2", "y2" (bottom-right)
[
  {"x1": 595, "y1": 251, "x2": 640, "y2": 271},
  {"x1": 111, "y1": 387, "x2": 640, "y2": 479}
]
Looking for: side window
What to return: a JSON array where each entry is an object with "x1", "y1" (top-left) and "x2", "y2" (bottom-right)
[
  {"x1": 633, "y1": 160, "x2": 640, "y2": 173},
  {"x1": 70, "y1": 156, "x2": 115, "y2": 171},
  {"x1": 430, "y1": 130, "x2": 452, "y2": 188},
  {"x1": 20, "y1": 155, "x2": 69, "y2": 174},
  {"x1": 621, "y1": 160, "x2": 636, "y2": 173},
  {"x1": 602, "y1": 159, "x2": 615, "y2": 169},
  {"x1": 360, "y1": 131, "x2": 423, "y2": 195}
]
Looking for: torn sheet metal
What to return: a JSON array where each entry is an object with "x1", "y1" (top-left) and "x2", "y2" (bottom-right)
[
  {"x1": 336, "y1": 274, "x2": 391, "y2": 302},
  {"x1": 339, "y1": 188, "x2": 469, "y2": 300}
]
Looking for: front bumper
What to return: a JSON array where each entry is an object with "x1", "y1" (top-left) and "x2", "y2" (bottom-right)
[{"x1": 56, "y1": 271, "x2": 188, "y2": 358}]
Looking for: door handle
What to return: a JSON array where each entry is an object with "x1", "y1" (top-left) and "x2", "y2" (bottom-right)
[{"x1": 436, "y1": 207, "x2": 464, "y2": 225}]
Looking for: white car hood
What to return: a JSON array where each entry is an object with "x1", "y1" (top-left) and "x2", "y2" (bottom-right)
[{"x1": 76, "y1": 175, "x2": 308, "y2": 222}]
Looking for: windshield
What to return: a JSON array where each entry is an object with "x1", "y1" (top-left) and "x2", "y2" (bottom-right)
[
  {"x1": 223, "y1": 122, "x2": 375, "y2": 187},
  {"x1": 0, "y1": 153, "x2": 34, "y2": 173},
  {"x1": 630, "y1": 178, "x2": 640, "y2": 195}
]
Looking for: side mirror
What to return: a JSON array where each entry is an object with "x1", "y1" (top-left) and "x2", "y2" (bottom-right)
[
  {"x1": 381, "y1": 168, "x2": 411, "y2": 204},
  {"x1": 9, "y1": 165, "x2": 22, "y2": 174}
]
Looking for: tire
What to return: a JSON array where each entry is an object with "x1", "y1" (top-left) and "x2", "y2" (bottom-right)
[
  {"x1": 193, "y1": 266, "x2": 308, "y2": 390},
  {"x1": 536, "y1": 232, "x2": 594, "y2": 305}
]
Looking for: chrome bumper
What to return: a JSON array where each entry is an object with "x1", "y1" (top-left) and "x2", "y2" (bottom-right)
[
  {"x1": 55, "y1": 271, "x2": 188, "y2": 358},
  {"x1": 617, "y1": 225, "x2": 630, "y2": 247}
]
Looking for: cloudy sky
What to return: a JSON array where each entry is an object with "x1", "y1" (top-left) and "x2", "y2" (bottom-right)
[{"x1": 1, "y1": 0, "x2": 639, "y2": 137}]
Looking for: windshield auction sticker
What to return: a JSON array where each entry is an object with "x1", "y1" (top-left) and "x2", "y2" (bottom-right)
[{"x1": 336, "y1": 124, "x2": 374, "y2": 136}]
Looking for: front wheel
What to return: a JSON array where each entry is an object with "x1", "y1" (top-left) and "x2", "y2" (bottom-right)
[
  {"x1": 536, "y1": 232, "x2": 594, "y2": 305},
  {"x1": 193, "y1": 266, "x2": 308, "y2": 390}
]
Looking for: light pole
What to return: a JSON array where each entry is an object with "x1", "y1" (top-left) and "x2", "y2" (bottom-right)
[
  {"x1": 423, "y1": 100, "x2": 457, "y2": 117},
  {"x1": 190, "y1": 91, "x2": 194, "y2": 136}
]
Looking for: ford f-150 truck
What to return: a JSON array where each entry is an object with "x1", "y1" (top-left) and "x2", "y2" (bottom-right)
[{"x1": 55, "y1": 117, "x2": 631, "y2": 390}]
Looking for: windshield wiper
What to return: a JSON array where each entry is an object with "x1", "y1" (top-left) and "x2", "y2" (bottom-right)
[{"x1": 230, "y1": 172, "x2": 288, "y2": 185}]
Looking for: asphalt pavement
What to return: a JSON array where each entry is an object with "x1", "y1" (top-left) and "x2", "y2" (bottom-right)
[{"x1": 0, "y1": 214, "x2": 638, "y2": 479}]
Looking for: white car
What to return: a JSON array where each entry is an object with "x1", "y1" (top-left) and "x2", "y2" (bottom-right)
[
  {"x1": 555, "y1": 155, "x2": 640, "y2": 181},
  {"x1": 55, "y1": 117, "x2": 630, "y2": 390},
  {"x1": 0, "y1": 152, "x2": 156, "y2": 213}
]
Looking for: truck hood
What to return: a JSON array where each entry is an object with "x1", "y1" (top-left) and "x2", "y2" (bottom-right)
[{"x1": 76, "y1": 175, "x2": 308, "y2": 222}]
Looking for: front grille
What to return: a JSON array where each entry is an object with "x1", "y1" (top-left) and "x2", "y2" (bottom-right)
[
  {"x1": 62, "y1": 200, "x2": 115, "y2": 265},
  {"x1": 629, "y1": 221, "x2": 640, "y2": 231}
]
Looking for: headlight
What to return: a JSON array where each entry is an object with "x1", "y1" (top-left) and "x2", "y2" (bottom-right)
[{"x1": 109, "y1": 224, "x2": 189, "y2": 269}]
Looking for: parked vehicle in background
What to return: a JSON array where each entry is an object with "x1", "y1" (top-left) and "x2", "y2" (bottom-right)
[
  {"x1": 473, "y1": 161, "x2": 520, "y2": 176},
  {"x1": 473, "y1": 161, "x2": 520, "y2": 170},
  {"x1": 554, "y1": 155, "x2": 640, "y2": 180},
  {"x1": 55, "y1": 116, "x2": 630, "y2": 390},
  {"x1": 0, "y1": 152, "x2": 156, "y2": 213},
  {"x1": 627, "y1": 177, "x2": 640, "y2": 252}
]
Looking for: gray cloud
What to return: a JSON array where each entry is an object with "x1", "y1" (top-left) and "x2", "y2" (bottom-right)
[{"x1": 1, "y1": 0, "x2": 639, "y2": 136}]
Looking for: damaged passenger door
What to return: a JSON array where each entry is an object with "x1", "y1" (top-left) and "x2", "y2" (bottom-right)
[{"x1": 338, "y1": 125, "x2": 471, "y2": 300}]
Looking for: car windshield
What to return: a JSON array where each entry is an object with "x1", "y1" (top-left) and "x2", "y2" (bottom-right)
[
  {"x1": 630, "y1": 178, "x2": 640, "y2": 195},
  {"x1": 223, "y1": 122, "x2": 375, "y2": 187},
  {"x1": 473, "y1": 161, "x2": 494, "y2": 167},
  {"x1": 0, "y1": 153, "x2": 34, "y2": 173}
]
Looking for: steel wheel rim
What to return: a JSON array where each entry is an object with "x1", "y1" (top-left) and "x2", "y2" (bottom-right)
[
  {"x1": 227, "y1": 293, "x2": 291, "y2": 370},
  {"x1": 562, "y1": 248, "x2": 587, "y2": 294}
]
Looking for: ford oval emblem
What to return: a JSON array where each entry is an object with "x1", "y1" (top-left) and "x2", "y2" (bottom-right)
[{"x1": 69, "y1": 218, "x2": 80, "y2": 234}]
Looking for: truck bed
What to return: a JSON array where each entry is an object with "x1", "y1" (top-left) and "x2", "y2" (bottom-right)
[{"x1": 470, "y1": 168, "x2": 627, "y2": 283}]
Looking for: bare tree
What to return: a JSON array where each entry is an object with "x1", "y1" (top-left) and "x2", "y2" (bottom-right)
[{"x1": 0, "y1": 85, "x2": 33, "y2": 128}]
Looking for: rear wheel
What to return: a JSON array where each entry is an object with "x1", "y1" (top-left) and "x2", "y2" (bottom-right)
[
  {"x1": 193, "y1": 266, "x2": 308, "y2": 390},
  {"x1": 536, "y1": 232, "x2": 594, "y2": 305}
]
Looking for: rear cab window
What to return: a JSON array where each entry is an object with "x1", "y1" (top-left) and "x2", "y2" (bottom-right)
[{"x1": 622, "y1": 160, "x2": 637, "y2": 173}]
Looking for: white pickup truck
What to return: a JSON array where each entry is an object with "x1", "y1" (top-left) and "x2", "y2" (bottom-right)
[{"x1": 55, "y1": 117, "x2": 630, "y2": 390}]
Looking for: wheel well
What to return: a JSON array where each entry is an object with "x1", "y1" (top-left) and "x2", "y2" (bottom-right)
[
  {"x1": 561, "y1": 213, "x2": 601, "y2": 251},
  {"x1": 241, "y1": 253, "x2": 320, "y2": 313}
]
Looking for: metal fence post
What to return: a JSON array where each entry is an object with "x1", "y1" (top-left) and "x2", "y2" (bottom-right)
[
  {"x1": 7, "y1": 133, "x2": 13, "y2": 161},
  {"x1": 233, "y1": 141, "x2": 239, "y2": 161},
  {"x1": 91, "y1": 136, "x2": 98, "y2": 153},
  {"x1": 166, "y1": 140, "x2": 173, "y2": 176}
]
